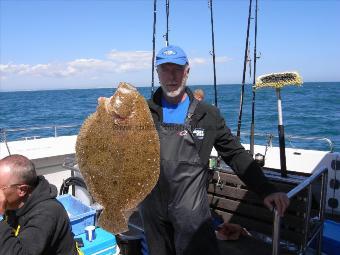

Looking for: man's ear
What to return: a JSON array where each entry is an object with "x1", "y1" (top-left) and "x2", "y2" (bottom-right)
[
  {"x1": 185, "y1": 67, "x2": 190, "y2": 80},
  {"x1": 17, "y1": 185, "x2": 30, "y2": 197}
]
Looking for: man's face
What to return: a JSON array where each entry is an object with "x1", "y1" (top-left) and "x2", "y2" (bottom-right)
[
  {"x1": 0, "y1": 166, "x2": 23, "y2": 211},
  {"x1": 157, "y1": 63, "x2": 190, "y2": 98}
]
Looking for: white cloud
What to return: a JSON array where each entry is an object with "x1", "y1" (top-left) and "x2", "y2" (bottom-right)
[
  {"x1": 0, "y1": 50, "x2": 154, "y2": 80},
  {"x1": 189, "y1": 58, "x2": 207, "y2": 65},
  {"x1": 0, "y1": 51, "x2": 232, "y2": 83},
  {"x1": 107, "y1": 50, "x2": 152, "y2": 72},
  {"x1": 107, "y1": 50, "x2": 151, "y2": 62},
  {"x1": 66, "y1": 59, "x2": 116, "y2": 75},
  {"x1": 0, "y1": 64, "x2": 31, "y2": 74}
]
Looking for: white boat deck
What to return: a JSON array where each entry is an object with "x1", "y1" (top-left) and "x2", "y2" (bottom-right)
[
  {"x1": 210, "y1": 143, "x2": 330, "y2": 174},
  {"x1": 0, "y1": 135, "x2": 77, "y2": 160},
  {"x1": 0, "y1": 135, "x2": 77, "y2": 191},
  {"x1": 1, "y1": 135, "x2": 331, "y2": 174},
  {"x1": 244, "y1": 144, "x2": 330, "y2": 174}
]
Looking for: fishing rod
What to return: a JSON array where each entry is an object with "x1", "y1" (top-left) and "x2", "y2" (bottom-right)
[
  {"x1": 151, "y1": 0, "x2": 157, "y2": 97},
  {"x1": 250, "y1": 0, "x2": 259, "y2": 155},
  {"x1": 236, "y1": 0, "x2": 252, "y2": 138},
  {"x1": 247, "y1": 41, "x2": 252, "y2": 78},
  {"x1": 208, "y1": 0, "x2": 218, "y2": 107},
  {"x1": 165, "y1": 0, "x2": 170, "y2": 46}
]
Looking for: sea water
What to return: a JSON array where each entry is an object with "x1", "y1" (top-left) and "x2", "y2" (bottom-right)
[{"x1": 0, "y1": 82, "x2": 339, "y2": 152}]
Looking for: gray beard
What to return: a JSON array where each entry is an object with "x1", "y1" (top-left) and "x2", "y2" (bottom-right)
[
  {"x1": 161, "y1": 83, "x2": 185, "y2": 98},
  {"x1": 161, "y1": 75, "x2": 188, "y2": 98}
]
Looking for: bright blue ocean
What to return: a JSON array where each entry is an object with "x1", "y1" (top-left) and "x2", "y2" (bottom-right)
[{"x1": 0, "y1": 82, "x2": 339, "y2": 152}]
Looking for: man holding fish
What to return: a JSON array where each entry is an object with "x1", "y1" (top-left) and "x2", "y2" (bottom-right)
[{"x1": 139, "y1": 45, "x2": 290, "y2": 255}]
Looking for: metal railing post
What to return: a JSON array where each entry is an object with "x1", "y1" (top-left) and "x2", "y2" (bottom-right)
[
  {"x1": 0, "y1": 124, "x2": 81, "y2": 142},
  {"x1": 317, "y1": 169, "x2": 328, "y2": 255},
  {"x1": 272, "y1": 209, "x2": 281, "y2": 255},
  {"x1": 240, "y1": 131, "x2": 334, "y2": 152},
  {"x1": 301, "y1": 184, "x2": 313, "y2": 253}
]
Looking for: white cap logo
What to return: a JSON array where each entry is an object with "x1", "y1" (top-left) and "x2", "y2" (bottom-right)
[{"x1": 163, "y1": 50, "x2": 176, "y2": 56}]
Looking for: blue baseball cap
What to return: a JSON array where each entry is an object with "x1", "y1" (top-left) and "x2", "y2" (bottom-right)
[{"x1": 156, "y1": 45, "x2": 189, "y2": 66}]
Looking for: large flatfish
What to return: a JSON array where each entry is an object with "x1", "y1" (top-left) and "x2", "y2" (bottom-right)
[{"x1": 75, "y1": 82, "x2": 160, "y2": 233}]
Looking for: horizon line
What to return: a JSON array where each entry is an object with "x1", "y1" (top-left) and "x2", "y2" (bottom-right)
[{"x1": 1, "y1": 81, "x2": 339, "y2": 93}]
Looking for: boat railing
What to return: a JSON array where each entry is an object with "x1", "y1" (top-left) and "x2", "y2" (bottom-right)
[
  {"x1": 240, "y1": 131, "x2": 334, "y2": 152},
  {"x1": 272, "y1": 166, "x2": 328, "y2": 255},
  {"x1": 0, "y1": 124, "x2": 81, "y2": 142},
  {"x1": 209, "y1": 166, "x2": 329, "y2": 255},
  {"x1": 0, "y1": 125, "x2": 333, "y2": 152}
]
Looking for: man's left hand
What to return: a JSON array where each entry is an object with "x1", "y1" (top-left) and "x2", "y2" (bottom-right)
[
  {"x1": 215, "y1": 222, "x2": 249, "y2": 241},
  {"x1": 263, "y1": 192, "x2": 290, "y2": 217}
]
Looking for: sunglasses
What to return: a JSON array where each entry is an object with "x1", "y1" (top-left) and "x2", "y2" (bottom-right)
[{"x1": 0, "y1": 184, "x2": 27, "y2": 191}]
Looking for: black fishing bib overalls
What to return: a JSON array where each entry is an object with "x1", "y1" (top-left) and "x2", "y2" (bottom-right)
[{"x1": 140, "y1": 100, "x2": 220, "y2": 255}]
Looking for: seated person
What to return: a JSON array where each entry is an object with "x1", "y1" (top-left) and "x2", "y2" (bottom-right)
[
  {"x1": 0, "y1": 154, "x2": 78, "y2": 255},
  {"x1": 193, "y1": 88, "x2": 205, "y2": 101}
]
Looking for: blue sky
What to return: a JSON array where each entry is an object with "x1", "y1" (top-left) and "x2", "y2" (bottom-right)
[{"x1": 1, "y1": 0, "x2": 339, "y2": 91}]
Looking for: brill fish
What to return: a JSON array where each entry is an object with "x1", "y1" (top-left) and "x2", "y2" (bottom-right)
[{"x1": 76, "y1": 82, "x2": 160, "y2": 233}]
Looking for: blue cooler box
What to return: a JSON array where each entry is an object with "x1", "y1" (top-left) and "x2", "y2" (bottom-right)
[
  {"x1": 323, "y1": 220, "x2": 340, "y2": 255},
  {"x1": 57, "y1": 194, "x2": 96, "y2": 235},
  {"x1": 76, "y1": 227, "x2": 118, "y2": 255}
]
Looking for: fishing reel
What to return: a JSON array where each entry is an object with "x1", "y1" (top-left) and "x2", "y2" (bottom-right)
[
  {"x1": 254, "y1": 153, "x2": 265, "y2": 167},
  {"x1": 246, "y1": 150, "x2": 265, "y2": 167},
  {"x1": 209, "y1": 156, "x2": 221, "y2": 170}
]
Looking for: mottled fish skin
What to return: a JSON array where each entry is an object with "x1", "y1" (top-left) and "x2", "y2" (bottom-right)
[{"x1": 76, "y1": 82, "x2": 160, "y2": 233}]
